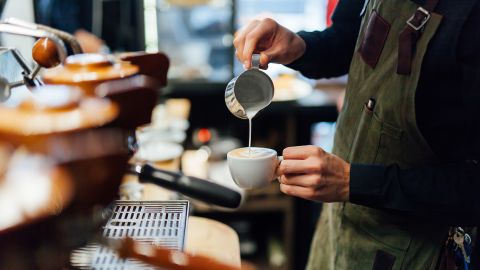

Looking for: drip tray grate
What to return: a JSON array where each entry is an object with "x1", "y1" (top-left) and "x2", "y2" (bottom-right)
[{"x1": 71, "y1": 200, "x2": 189, "y2": 269}]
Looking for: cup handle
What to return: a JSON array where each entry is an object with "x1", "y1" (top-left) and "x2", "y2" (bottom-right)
[
  {"x1": 273, "y1": 156, "x2": 283, "y2": 181},
  {"x1": 252, "y1": 53, "x2": 261, "y2": 69}
]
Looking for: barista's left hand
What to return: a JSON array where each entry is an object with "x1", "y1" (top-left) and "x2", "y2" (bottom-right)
[
  {"x1": 276, "y1": 145, "x2": 350, "y2": 202},
  {"x1": 74, "y1": 29, "x2": 107, "y2": 53}
]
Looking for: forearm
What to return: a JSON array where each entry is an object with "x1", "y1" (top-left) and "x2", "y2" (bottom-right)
[
  {"x1": 286, "y1": 0, "x2": 364, "y2": 78},
  {"x1": 349, "y1": 163, "x2": 480, "y2": 225}
]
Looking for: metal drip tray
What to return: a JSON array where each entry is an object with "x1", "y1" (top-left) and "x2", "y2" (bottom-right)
[
  {"x1": 71, "y1": 200, "x2": 189, "y2": 269},
  {"x1": 104, "y1": 200, "x2": 189, "y2": 249}
]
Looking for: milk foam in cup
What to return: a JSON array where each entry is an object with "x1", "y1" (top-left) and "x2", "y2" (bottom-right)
[{"x1": 227, "y1": 147, "x2": 282, "y2": 189}]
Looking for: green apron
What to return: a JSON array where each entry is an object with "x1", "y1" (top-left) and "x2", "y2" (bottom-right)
[{"x1": 307, "y1": 0, "x2": 447, "y2": 269}]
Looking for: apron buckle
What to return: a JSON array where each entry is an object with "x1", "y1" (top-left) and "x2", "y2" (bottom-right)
[{"x1": 407, "y1": 7, "x2": 431, "y2": 31}]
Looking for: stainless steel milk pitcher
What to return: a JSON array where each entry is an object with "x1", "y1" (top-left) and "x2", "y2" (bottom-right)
[{"x1": 225, "y1": 54, "x2": 274, "y2": 119}]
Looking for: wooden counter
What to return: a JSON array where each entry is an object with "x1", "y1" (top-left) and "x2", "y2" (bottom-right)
[{"x1": 186, "y1": 216, "x2": 241, "y2": 268}]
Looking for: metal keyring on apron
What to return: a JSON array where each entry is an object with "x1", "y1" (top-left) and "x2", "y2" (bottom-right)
[{"x1": 225, "y1": 54, "x2": 274, "y2": 119}]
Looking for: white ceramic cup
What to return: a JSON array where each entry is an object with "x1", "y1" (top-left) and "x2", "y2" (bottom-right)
[{"x1": 227, "y1": 147, "x2": 282, "y2": 189}]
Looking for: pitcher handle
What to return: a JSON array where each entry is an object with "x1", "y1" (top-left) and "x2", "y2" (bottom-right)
[{"x1": 252, "y1": 53, "x2": 261, "y2": 69}]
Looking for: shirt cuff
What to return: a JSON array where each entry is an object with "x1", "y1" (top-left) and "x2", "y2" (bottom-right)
[
  {"x1": 349, "y1": 164, "x2": 389, "y2": 206},
  {"x1": 285, "y1": 31, "x2": 318, "y2": 70}
]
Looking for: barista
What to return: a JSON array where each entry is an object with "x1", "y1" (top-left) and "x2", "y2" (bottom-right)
[
  {"x1": 34, "y1": 0, "x2": 106, "y2": 53},
  {"x1": 234, "y1": 0, "x2": 480, "y2": 269}
]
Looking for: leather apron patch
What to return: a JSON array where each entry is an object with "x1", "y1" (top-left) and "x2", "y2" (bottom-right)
[
  {"x1": 372, "y1": 250, "x2": 396, "y2": 270},
  {"x1": 358, "y1": 10, "x2": 391, "y2": 69}
]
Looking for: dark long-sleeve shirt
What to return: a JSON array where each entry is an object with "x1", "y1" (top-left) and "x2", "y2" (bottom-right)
[
  {"x1": 34, "y1": 0, "x2": 92, "y2": 33},
  {"x1": 287, "y1": 0, "x2": 480, "y2": 225}
]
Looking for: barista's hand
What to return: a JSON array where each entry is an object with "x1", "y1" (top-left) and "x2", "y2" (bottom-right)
[
  {"x1": 233, "y1": 18, "x2": 306, "y2": 69},
  {"x1": 276, "y1": 145, "x2": 350, "y2": 202},
  {"x1": 74, "y1": 29, "x2": 106, "y2": 53}
]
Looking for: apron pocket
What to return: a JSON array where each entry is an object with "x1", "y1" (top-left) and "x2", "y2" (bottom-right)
[
  {"x1": 375, "y1": 116, "x2": 404, "y2": 164},
  {"x1": 358, "y1": 10, "x2": 391, "y2": 69},
  {"x1": 372, "y1": 250, "x2": 396, "y2": 270},
  {"x1": 344, "y1": 203, "x2": 412, "y2": 251},
  {"x1": 337, "y1": 203, "x2": 412, "y2": 270},
  {"x1": 348, "y1": 103, "x2": 382, "y2": 163}
]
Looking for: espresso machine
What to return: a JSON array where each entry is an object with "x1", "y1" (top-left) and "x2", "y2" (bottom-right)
[{"x1": 0, "y1": 4, "x2": 241, "y2": 268}]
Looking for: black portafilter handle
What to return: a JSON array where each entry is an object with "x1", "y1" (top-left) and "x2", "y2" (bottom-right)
[{"x1": 130, "y1": 164, "x2": 242, "y2": 209}]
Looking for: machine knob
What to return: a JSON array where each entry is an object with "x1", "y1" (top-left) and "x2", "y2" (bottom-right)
[{"x1": 32, "y1": 38, "x2": 61, "y2": 68}]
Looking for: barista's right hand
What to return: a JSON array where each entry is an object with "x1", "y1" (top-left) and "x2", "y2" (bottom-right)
[{"x1": 234, "y1": 18, "x2": 306, "y2": 69}]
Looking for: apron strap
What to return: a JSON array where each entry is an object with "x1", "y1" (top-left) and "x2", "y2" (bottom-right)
[{"x1": 397, "y1": 0, "x2": 440, "y2": 75}]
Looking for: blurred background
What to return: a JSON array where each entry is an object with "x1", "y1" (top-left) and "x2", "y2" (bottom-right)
[{"x1": 0, "y1": 0, "x2": 344, "y2": 269}]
